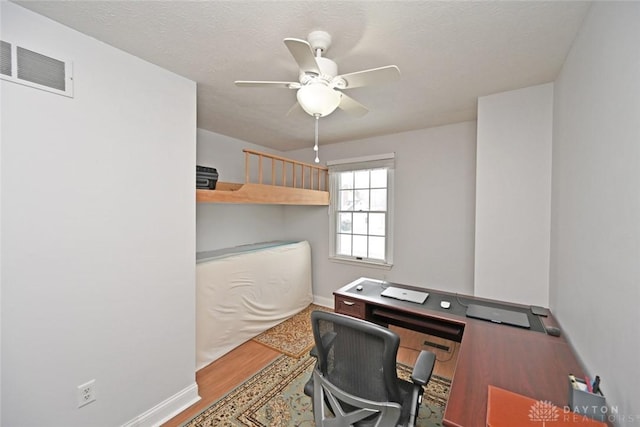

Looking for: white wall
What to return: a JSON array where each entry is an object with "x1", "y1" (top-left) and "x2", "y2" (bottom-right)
[
  {"x1": 0, "y1": 3, "x2": 3, "y2": 420},
  {"x1": 475, "y1": 83, "x2": 553, "y2": 306},
  {"x1": 550, "y1": 2, "x2": 640, "y2": 423},
  {"x1": 1, "y1": 3, "x2": 198, "y2": 426},
  {"x1": 196, "y1": 128, "x2": 288, "y2": 252},
  {"x1": 285, "y1": 122, "x2": 477, "y2": 305}
]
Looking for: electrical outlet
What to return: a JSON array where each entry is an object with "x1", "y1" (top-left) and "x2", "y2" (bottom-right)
[{"x1": 77, "y1": 379, "x2": 96, "y2": 408}]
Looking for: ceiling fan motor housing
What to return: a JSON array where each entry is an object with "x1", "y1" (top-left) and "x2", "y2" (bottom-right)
[
  {"x1": 308, "y1": 30, "x2": 332, "y2": 53},
  {"x1": 299, "y1": 56, "x2": 338, "y2": 83},
  {"x1": 235, "y1": 28, "x2": 398, "y2": 120}
]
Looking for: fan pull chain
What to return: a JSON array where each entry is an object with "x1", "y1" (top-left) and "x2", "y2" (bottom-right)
[{"x1": 314, "y1": 114, "x2": 320, "y2": 163}]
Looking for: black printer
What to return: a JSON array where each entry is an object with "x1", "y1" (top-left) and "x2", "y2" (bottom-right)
[{"x1": 196, "y1": 165, "x2": 218, "y2": 190}]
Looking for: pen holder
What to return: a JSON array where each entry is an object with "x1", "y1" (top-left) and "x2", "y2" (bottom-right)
[{"x1": 568, "y1": 377, "x2": 607, "y2": 422}]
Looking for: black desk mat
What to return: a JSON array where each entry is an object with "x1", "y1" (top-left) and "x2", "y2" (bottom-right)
[{"x1": 345, "y1": 279, "x2": 546, "y2": 333}]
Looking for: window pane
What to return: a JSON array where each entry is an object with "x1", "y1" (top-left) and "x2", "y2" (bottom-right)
[
  {"x1": 353, "y1": 212, "x2": 368, "y2": 235},
  {"x1": 369, "y1": 236, "x2": 385, "y2": 260},
  {"x1": 353, "y1": 235, "x2": 368, "y2": 258},
  {"x1": 354, "y1": 170, "x2": 369, "y2": 189},
  {"x1": 354, "y1": 189, "x2": 369, "y2": 211},
  {"x1": 370, "y1": 189, "x2": 387, "y2": 211},
  {"x1": 339, "y1": 190, "x2": 353, "y2": 211},
  {"x1": 371, "y1": 169, "x2": 387, "y2": 188},
  {"x1": 337, "y1": 234, "x2": 352, "y2": 256},
  {"x1": 369, "y1": 213, "x2": 386, "y2": 236},
  {"x1": 339, "y1": 213, "x2": 352, "y2": 233},
  {"x1": 339, "y1": 172, "x2": 353, "y2": 189},
  {"x1": 331, "y1": 163, "x2": 391, "y2": 265}
]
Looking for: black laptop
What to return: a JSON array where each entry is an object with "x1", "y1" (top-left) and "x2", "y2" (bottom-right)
[{"x1": 465, "y1": 304, "x2": 531, "y2": 328}]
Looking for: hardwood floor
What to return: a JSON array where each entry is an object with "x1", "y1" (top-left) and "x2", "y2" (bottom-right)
[
  {"x1": 162, "y1": 340, "x2": 280, "y2": 427},
  {"x1": 162, "y1": 326, "x2": 459, "y2": 426}
]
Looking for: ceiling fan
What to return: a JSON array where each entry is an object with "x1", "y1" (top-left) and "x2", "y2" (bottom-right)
[{"x1": 234, "y1": 30, "x2": 401, "y2": 119}]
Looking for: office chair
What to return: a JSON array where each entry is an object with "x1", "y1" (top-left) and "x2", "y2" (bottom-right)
[{"x1": 304, "y1": 311, "x2": 436, "y2": 427}]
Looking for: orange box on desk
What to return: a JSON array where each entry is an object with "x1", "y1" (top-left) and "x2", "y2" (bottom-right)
[{"x1": 487, "y1": 385, "x2": 607, "y2": 426}]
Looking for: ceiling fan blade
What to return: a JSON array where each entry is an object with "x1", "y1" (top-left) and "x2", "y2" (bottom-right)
[
  {"x1": 338, "y1": 93, "x2": 369, "y2": 117},
  {"x1": 235, "y1": 80, "x2": 300, "y2": 89},
  {"x1": 284, "y1": 38, "x2": 320, "y2": 75},
  {"x1": 335, "y1": 65, "x2": 400, "y2": 89},
  {"x1": 286, "y1": 102, "x2": 304, "y2": 117}
]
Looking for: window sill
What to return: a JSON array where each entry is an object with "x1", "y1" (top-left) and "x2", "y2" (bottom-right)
[{"x1": 329, "y1": 257, "x2": 393, "y2": 270}]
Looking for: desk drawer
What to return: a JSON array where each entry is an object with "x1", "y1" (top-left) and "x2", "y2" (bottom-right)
[
  {"x1": 335, "y1": 296, "x2": 366, "y2": 319},
  {"x1": 371, "y1": 308, "x2": 464, "y2": 342}
]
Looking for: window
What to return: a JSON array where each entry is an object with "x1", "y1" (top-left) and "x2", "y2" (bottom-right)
[{"x1": 328, "y1": 153, "x2": 394, "y2": 267}]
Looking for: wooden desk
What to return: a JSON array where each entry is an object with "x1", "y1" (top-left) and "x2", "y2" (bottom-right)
[{"x1": 334, "y1": 278, "x2": 587, "y2": 427}]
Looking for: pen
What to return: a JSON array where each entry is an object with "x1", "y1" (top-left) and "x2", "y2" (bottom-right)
[{"x1": 592, "y1": 375, "x2": 601, "y2": 395}]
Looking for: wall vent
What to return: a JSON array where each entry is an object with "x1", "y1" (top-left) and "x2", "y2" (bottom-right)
[
  {"x1": 0, "y1": 40, "x2": 73, "y2": 97},
  {"x1": 1, "y1": 41, "x2": 11, "y2": 76}
]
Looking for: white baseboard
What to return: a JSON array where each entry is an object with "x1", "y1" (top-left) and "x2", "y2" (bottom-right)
[
  {"x1": 121, "y1": 382, "x2": 200, "y2": 427},
  {"x1": 313, "y1": 295, "x2": 334, "y2": 309}
]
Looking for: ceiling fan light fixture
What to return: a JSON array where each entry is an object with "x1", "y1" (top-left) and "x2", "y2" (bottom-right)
[{"x1": 296, "y1": 82, "x2": 341, "y2": 117}]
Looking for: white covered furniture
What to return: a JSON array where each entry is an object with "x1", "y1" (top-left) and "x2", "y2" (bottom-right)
[{"x1": 196, "y1": 240, "x2": 313, "y2": 369}]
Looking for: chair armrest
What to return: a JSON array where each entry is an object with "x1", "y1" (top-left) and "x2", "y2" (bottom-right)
[{"x1": 410, "y1": 350, "x2": 436, "y2": 386}]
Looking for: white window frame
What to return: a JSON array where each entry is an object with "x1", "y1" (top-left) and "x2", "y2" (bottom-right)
[{"x1": 328, "y1": 153, "x2": 394, "y2": 268}]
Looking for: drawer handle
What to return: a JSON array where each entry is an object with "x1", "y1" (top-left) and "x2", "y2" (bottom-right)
[{"x1": 342, "y1": 301, "x2": 355, "y2": 306}]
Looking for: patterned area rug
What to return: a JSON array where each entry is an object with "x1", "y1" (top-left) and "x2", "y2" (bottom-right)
[
  {"x1": 251, "y1": 304, "x2": 333, "y2": 358},
  {"x1": 182, "y1": 352, "x2": 451, "y2": 427},
  {"x1": 397, "y1": 364, "x2": 451, "y2": 409}
]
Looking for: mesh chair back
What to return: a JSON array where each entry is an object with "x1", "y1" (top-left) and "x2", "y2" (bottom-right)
[{"x1": 312, "y1": 311, "x2": 402, "y2": 404}]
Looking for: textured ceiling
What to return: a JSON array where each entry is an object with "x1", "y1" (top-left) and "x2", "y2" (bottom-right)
[{"x1": 15, "y1": 1, "x2": 591, "y2": 151}]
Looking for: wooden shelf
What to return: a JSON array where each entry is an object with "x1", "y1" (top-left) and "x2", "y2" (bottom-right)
[
  {"x1": 196, "y1": 149, "x2": 330, "y2": 206},
  {"x1": 197, "y1": 182, "x2": 329, "y2": 205}
]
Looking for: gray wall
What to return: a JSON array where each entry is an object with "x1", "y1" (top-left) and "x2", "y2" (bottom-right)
[
  {"x1": 285, "y1": 122, "x2": 478, "y2": 305},
  {"x1": 196, "y1": 128, "x2": 288, "y2": 252},
  {"x1": 550, "y1": 2, "x2": 640, "y2": 422},
  {"x1": 1, "y1": 3, "x2": 197, "y2": 426},
  {"x1": 475, "y1": 83, "x2": 553, "y2": 307},
  {"x1": 196, "y1": 123, "x2": 477, "y2": 307}
]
